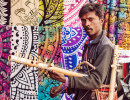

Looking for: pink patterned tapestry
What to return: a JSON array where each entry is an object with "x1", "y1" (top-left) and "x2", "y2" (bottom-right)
[{"x1": 64, "y1": 0, "x2": 89, "y2": 27}]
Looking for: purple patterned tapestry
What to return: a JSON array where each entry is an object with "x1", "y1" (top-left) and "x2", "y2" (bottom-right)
[
  {"x1": 0, "y1": 25, "x2": 11, "y2": 100},
  {"x1": 61, "y1": 27, "x2": 88, "y2": 100}
]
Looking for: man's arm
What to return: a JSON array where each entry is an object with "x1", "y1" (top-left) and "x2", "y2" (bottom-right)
[{"x1": 68, "y1": 45, "x2": 114, "y2": 90}]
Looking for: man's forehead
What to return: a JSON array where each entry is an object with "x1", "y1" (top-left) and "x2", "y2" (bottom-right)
[{"x1": 81, "y1": 12, "x2": 98, "y2": 19}]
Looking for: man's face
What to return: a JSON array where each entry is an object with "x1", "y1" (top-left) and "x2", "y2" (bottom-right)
[{"x1": 81, "y1": 11, "x2": 104, "y2": 38}]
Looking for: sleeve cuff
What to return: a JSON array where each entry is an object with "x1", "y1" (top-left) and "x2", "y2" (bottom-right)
[{"x1": 62, "y1": 77, "x2": 69, "y2": 89}]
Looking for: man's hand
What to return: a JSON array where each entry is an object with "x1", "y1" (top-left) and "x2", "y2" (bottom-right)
[
  {"x1": 50, "y1": 86, "x2": 62, "y2": 98},
  {"x1": 48, "y1": 70, "x2": 66, "y2": 83}
]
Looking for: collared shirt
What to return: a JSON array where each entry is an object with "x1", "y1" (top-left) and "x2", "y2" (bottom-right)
[{"x1": 66, "y1": 31, "x2": 114, "y2": 100}]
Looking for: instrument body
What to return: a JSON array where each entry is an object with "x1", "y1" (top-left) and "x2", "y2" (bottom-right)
[{"x1": 8, "y1": 55, "x2": 86, "y2": 77}]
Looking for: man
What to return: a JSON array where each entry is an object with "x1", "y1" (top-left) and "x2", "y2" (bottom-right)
[{"x1": 49, "y1": 3, "x2": 116, "y2": 100}]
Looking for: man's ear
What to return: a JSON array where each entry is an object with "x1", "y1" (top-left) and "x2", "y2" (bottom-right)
[{"x1": 100, "y1": 18, "x2": 104, "y2": 25}]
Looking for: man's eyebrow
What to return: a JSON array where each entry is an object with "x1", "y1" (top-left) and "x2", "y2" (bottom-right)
[
  {"x1": 81, "y1": 18, "x2": 86, "y2": 20},
  {"x1": 81, "y1": 17, "x2": 94, "y2": 19},
  {"x1": 88, "y1": 17, "x2": 94, "y2": 18}
]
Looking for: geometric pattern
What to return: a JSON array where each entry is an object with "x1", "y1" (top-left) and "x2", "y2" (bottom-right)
[
  {"x1": 0, "y1": 0, "x2": 10, "y2": 25},
  {"x1": 61, "y1": 27, "x2": 88, "y2": 100},
  {"x1": 10, "y1": 26, "x2": 38, "y2": 100},
  {"x1": 38, "y1": 26, "x2": 62, "y2": 100},
  {"x1": 39, "y1": 0, "x2": 64, "y2": 27},
  {"x1": 64, "y1": 0, "x2": 89, "y2": 27},
  {"x1": 0, "y1": 25, "x2": 11, "y2": 100}
]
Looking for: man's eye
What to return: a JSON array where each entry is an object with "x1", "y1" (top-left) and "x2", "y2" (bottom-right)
[
  {"x1": 89, "y1": 18, "x2": 93, "y2": 21},
  {"x1": 81, "y1": 19, "x2": 86, "y2": 23}
]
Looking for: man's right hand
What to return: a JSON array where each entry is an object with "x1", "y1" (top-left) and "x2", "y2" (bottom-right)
[
  {"x1": 50, "y1": 86, "x2": 62, "y2": 98},
  {"x1": 48, "y1": 70, "x2": 66, "y2": 83}
]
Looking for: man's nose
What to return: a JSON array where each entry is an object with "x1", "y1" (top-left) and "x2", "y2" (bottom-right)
[{"x1": 85, "y1": 20, "x2": 90, "y2": 26}]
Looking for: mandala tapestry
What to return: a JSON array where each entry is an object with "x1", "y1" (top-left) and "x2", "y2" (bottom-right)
[
  {"x1": 38, "y1": 26, "x2": 62, "y2": 100},
  {"x1": 61, "y1": 27, "x2": 88, "y2": 100},
  {"x1": 0, "y1": 0, "x2": 10, "y2": 25},
  {"x1": 0, "y1": 25, "x2": 11, "y2": 100},
  {"x1": 11, "y1": 26, "x2": 38, "y2": 100},
  {"x1": 11, "y1": 0, "x2": 38, "y2": 26},
  {"x1": 64, "y1": 0, "x2": 89, "y2": 27},
  {"x1": 39, "y1": 0, "x2": 64, "y2": 27}
]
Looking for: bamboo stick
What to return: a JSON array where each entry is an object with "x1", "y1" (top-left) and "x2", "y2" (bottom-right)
[
  {"x1": 8, "y1": 55, "x2": 85, "y2": 77},
  {"x1": 108, "y1": 45, "x2": 119, "y2": 100}
]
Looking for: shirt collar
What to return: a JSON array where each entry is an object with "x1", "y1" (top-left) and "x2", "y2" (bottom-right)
[
  {"x1": 91, "y1": 30, "x2": 106, "y2": 44},
  {"x1": 89, "y1": 40, "x2": 93, "y2": 44}
]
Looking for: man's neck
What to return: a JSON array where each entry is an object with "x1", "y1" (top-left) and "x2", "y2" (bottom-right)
[{"x1": 89, "y1": 29, "x2": 102, "y2": 40}]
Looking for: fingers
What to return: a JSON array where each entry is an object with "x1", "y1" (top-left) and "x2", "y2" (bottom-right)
[
  {"x1": 49, "y1": 70, "x2": 58, "y2": 75},
  {"x1": 50, "y1": 88, "x2": 55, "y2": 98},
  {"x1": 48, "y1": 70, "x2": 66, "y2": 82},
  {"x1": 48, "y1": 70, "x2": 56, "y2": 79},
  {"x1": 48, "y1": 70, "x2": 59, "y2": 79},
  {"x1": 48, "y1": 70, "x2": 55, "y2": 76},
  {"x1": 50, "y1": 87, "x2": 59, "y2": 98}
]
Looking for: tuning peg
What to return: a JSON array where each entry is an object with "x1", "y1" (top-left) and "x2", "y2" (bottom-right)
[
  {"x1": 111, "y1": 65, "x2": 116, "y2": 67},
  {"x1": 50, "y1": 63, "x2": 54, "y2": 67},
  {"x1": 38, "y1": 56, "x2": 41, "y2": 61},
  {"x1": 45, "y1": 58, "x2": 47, "y2": 63},
  {"x1": 117, "y1": 58, "x2": 121, "y2": 60},
  {"x1": 34, "y1": 56, "x2": 36, "y2": 61},
  {"x1": 113, "y1": 54, "x2": 118, "y2": 57},
  {"x1": 117, "y1": 64, "x2": 121, "y2": 66},
  {"x1": 72, "y1": 67, "x2": 76, "y2": 71},
  {"x1": 50, "y1": 60, "x2": 54, "y2": 67},
  {"x1": 38, "y1": 70, "x2": 46, "y2": 77},
  {"x1": 38, "y1": 56, "x2": 44, "y2": 63},
  {"x1": 16, "y1": 51, "x2": 18, "y2": 56},
  {"x1": 41, "y1": 56, "x2": 44, "y2": 61},
  {"x1": 24, "y1": 53, "x2": 26, "y2": 58},
  {"x1": 116, "y1": 69, "x2": 120, "y2": 72},
  {"x1": 9, "y1": 50, "x2": 12, "y2": 54},
  {"x1": 19, "y1": 53, "x2": 21, "y2": 57},
  {"x1": 79, "y1": 67, "x2": 83, "y2": 69},
  {"x1": 29, "y1": 54, "x2": 31, "y2": 60},
  {"x1": 118, "y1": 52, "x2": 123, "y2": 55},
  {"x1": 38, "y1": 56, "x2": 42, "y2": 61},
  {"x1": 7, "y1": 61, "x2": 11, "y2": 66},
  {"x1": 28, "y1": 65, "x2": 31, "y2": 68},
  {"x1": 52, "y1": 60, "x2": 54, "y2": 64}
]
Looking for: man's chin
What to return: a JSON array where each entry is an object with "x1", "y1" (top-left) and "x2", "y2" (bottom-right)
[
  {"x1": 85, "y1": 29, "x2": 92, "y2": 32},
  {"x1": 85, "y1": 32, "x2": 93, "y2": 37},
  {"x1": 85, "y1": 31, "x2": 91, "y2": 34}
]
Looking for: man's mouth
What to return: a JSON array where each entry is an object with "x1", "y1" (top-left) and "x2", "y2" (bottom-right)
[{"x1": 85, "y1": 27, "x2": 92, "y2": 31}]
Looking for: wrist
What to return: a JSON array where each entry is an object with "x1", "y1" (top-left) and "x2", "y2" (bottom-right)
[
  {"x1": 62, "y1": 77, "x2": 66, "y2": 83},
  {"x1": 61, "y1": 77, "x2": 69, "y2": 90}
]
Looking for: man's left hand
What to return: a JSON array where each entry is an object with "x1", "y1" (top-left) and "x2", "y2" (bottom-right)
[{"x1": 50, "y1": 86, "x2": 62, "y2": 98}]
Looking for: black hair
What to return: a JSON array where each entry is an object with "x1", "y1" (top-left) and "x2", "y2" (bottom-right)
[{"x1": 79, "y1": 3, "x2": 104, "y2": 19}]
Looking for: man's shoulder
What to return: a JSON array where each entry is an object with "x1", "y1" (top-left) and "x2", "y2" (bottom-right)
[
  {"x1": 100, "y1": 35, "x2": 114, "y2": 49},
  {"x1": 96, "y1": 35, "x2": 114, "y2": 54}
]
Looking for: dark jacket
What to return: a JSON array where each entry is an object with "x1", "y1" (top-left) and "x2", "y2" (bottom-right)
[{"x1": 67, "y1": 31, "x2": 114, "y2": 100}]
